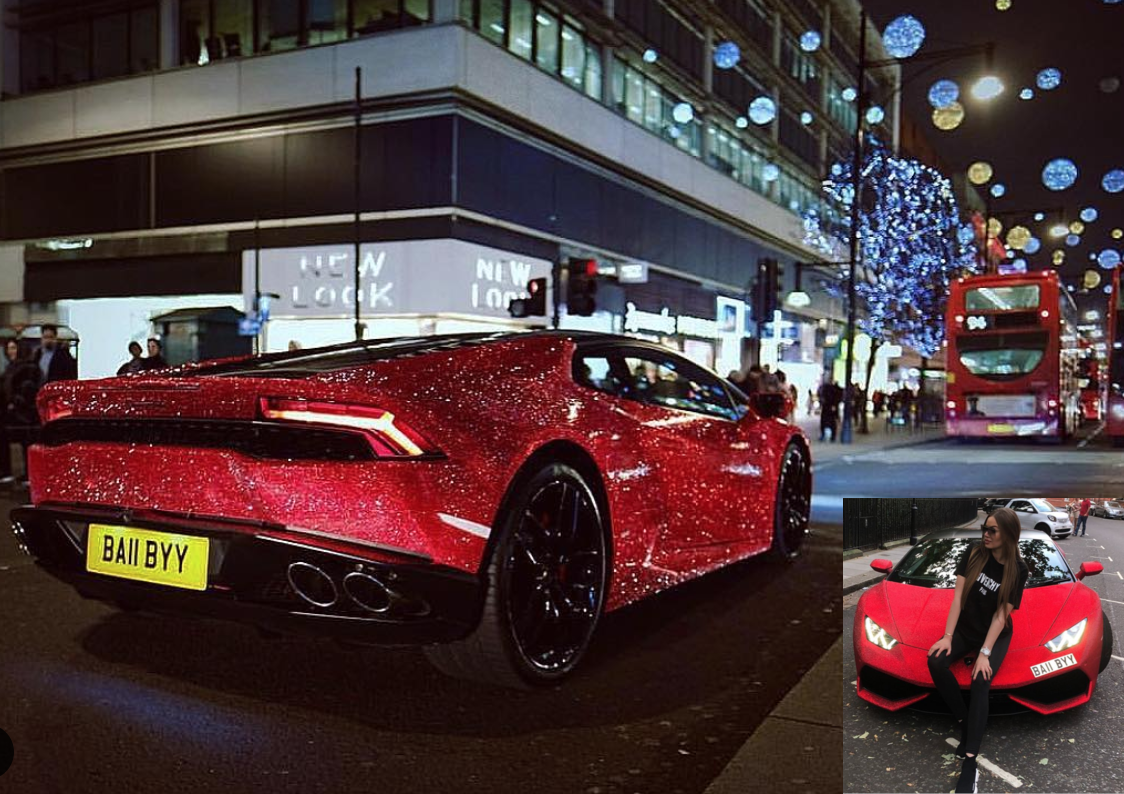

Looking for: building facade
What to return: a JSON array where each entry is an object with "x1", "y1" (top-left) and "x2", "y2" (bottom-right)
[{"x1": 0, "y1": 0, "x2": 899, "y2": 390}]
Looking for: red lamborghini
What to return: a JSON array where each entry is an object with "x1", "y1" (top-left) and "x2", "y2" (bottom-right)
[
  {"x1": 854, "y1": 528, "x2": 1114, "y2": 714},
  {"x1": 11, "y1": 331, "x2": 811, "y2": 687}
]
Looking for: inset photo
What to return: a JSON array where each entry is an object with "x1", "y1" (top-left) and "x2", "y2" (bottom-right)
[{"x1": 844, "y1": 498, "x2": 1123, "y2": 793}]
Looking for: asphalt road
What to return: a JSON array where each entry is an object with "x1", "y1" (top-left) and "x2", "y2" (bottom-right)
[
  {"x1": 0, "y1": 491, "x2": 840, "y2": 794},
  {"x1": 813, "y1": 422, "x2": 1124, "y2": 506},
  {"x1": 842, "y1": 514, "x2": 1124, "y2": 794}
]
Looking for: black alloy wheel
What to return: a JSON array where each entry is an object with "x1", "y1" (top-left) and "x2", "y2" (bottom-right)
[
  {"x1": 424, "y1": 463, "x2": 608, "y2": 687},
  {"x1": 772, "y1": 442, "x2": 811, "y2": 561},
  {"x1": 1099, "y1": 610, "x2": 1114, "y2": 674}
]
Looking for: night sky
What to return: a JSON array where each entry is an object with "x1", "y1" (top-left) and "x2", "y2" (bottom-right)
[{"x1": 861, "y1": 0, "x2": 1124, "y2": 315}]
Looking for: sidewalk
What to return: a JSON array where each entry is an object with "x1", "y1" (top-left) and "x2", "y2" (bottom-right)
[
  {"x1": 842, "y1": 511, "x2": 984, "y2": 595},
  {"x1": 798, "y1": 415, "x2": 945, "y2": 463},
  {"x1": 704, "y1": 636, "x2": 842, "y2": 794}
]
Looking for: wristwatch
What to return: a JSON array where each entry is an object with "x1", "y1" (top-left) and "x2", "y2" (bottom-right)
[{"x1": 980, "y1": 646, "x2": 992, "y2": 657}]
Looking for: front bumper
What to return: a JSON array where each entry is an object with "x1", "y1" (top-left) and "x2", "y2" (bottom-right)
[
  {"x1": 11, "y1": 503, "x2": 482, "y2": 645},
  {"x1": 855, "y1": 639, "x2": 1097, "y2": 715}
]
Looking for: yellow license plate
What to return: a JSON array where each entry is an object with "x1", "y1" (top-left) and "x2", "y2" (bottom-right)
[
  {"x1": 86, "y1": 524, "x2": 209, "y2": 591},
  {"x1": 987, "y1": 423, "x2": 1015, "y2": 434}
]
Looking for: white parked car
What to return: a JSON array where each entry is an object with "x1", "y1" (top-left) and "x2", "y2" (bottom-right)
[{"x1": 1001, "y1": 498, "x2": 1074, "y2": 539}]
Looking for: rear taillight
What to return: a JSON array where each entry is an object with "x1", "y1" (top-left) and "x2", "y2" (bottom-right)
[{"x1": 258, "y1": 398, "x2": 440, "y2": 458}]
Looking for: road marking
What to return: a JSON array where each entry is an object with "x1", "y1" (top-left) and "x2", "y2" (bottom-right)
[
  {"x1": 1103, "y1": 599, "x2": 1124, "y2": 606},
  {"x1": 1118, "y1": 572, "x2": 1124, "y2": 581},
  {"x1": 945, "y1": 739, "x2": 1023, "y2": 788},
  {"x1": 1113, "y1": 656, "x2": 1124, "y2": 663},
  {"x1": 1078, "y1": 421, "x2": 1106, "y2": 448}
]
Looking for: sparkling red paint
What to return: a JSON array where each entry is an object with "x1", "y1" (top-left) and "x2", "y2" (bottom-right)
[
  {"x1": 853, "y1": 543, "x2": 1106, "y2": 715},
  {"x1": 29, "y1": 334, "x2": 807, "y2": 611}
]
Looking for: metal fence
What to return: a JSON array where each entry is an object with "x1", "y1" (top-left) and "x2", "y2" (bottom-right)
[{"x1": 843, "y1": 498, "x2": 979, "y2": 551}]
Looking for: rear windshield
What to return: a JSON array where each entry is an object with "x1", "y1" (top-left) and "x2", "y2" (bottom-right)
[
  {"x1": 187, "y1": 333, "x2": 516, "y2": 378},
  {"x1": 887, "y1": 538, "x2": 1071, "y2": 589}
]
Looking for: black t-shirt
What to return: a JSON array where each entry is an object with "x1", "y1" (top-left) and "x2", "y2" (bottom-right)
[{"x1": 954, "y1": 543, "x2": 1030, "y2": 646}]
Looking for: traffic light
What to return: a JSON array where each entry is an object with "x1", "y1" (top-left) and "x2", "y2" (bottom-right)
[
  {"x1": 567, "y1": 259, "x2": 598, "y2": 316},
  {"x1": 508, "y1": 277, "x2": 548, "y2": 317},
  {"x1": 755, "y1": 258, "x2": 780, "y2": 325}
]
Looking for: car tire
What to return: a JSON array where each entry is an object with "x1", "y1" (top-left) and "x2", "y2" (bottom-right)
[
  {"x1": 424, "y1": 463, "x2": 608, "y2": 688},
  {"x1": 1100, "y1": 610, "x2": 1114, "y2": 674},
  {"x1": 1034, "y1": 523, "x2": 1052, "y2": 537},
  {"x1": 771, "y1": 441, "x2": 812, "y2": 562}
]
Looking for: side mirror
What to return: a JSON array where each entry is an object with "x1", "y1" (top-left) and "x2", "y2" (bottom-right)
[
  {"x1": 749, "y1": 392, "x2": 790, "y2": 420},
  {"x1": 870, "y1": 558, "x2": 894, "y2": 574},
  {"x1": 1077, "y1": 561, "x2": 1103, "y2": 580}
]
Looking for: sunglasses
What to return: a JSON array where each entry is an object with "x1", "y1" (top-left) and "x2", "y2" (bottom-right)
[{"x1": 981, "y1": 524, "x2": 999, "y2": 536}]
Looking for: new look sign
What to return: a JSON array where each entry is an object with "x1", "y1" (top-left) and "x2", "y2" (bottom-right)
[{"x1": 241, "y1": 239, "x2": 553, "y2": 320}]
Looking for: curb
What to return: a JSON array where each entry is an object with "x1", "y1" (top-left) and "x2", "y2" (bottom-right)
[
  {"x1": 704, "y1": 636, "x2": 842, "y2": 794},
  {"x1": 810, "y1": 429, "x2": 945, "y2": 460},
  {"x1": 843, "y1": 571, "x2": 886, "y2": 595}
]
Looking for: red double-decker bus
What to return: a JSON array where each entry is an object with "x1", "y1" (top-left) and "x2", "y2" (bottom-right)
[
  {"x1": 1107, "y1": 266, "x2": 1124, "y2": 445},
  {"x1": 945, "y1": 270, "x2": 1080, "y2": 440}
]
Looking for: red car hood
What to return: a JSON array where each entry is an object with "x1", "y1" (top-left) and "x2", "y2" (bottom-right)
[{"x1": 881, "y1": 581, "x2": 1074, "y2": 650}]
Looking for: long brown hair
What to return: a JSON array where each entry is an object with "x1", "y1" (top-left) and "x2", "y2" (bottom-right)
[{"x1": 960, "y1": 507, "x2": 1023, "y2": 616}]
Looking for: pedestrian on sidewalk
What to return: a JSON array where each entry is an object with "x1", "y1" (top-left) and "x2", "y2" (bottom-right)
[
  {"x1": 818, "y1": 380, "x2": 843, "y2": 442},
  {"x1": 1076, "y1": 497, "x2": 1091, "y2": 536},
  {"x1": 116, "y1": 341, "x2": 145, "y2": 375},
  {"x1": 143, "y1": 337, "x2": 169, "y2": 370},
  {"x1": 927, "y1": 507, "x2": 1029, "y2": 794},
  {"x1": 0, "y1": 338, "x2": 20, "y2": 485}
]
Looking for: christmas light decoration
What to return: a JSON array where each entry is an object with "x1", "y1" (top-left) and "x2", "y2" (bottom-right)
[
  {"x1": 1080, "y1": 207, "x2": 1099, "y2": 222},
  {"x1": 802, "y1": 137, "x2": 976, "y2": 358},
  {"x1": 990, "y1": 183, "x2": 1006, "y2": 198},
  {"x1": 672, "y1": 103, "x2": 694, "y2": 124},
  {"x1": 1070, "y1": 220, "x2": 1085, "y2": 234},
  {"x1": 1037, "y1": 68, "x2": 1062, "y2": 90},
  {"x1": 883, "y1": 15, "x2": 926, "y2": 59},
  {"x1": 1042, "y1": 158, "x2": 1078, "y2": 191},
  {"x1": 866, "y1": 105, "x2": 885, "y2": 124},
  {"x1": 928, "y1": 80, "x2": 959, "y2": 109},
  {"x1": 749, "y1": 96, "x2": 776, "y2": 124},
  {"x1": 714, "y1": 42, "x2": 740, "y2": 69},
  {"x1": 1006, "y1": 226, "x2": 1031, "y2": 249},
  {"x1": 933, "y1": 102, "x2": 964, "y2": 130},
  {"x1": 643, "y1": 49, "x2": 658, "y2": 63},
  {"x1": 1019, "y1": 87, "x2": 1034, "y2": 100},
  {"x1": 968, "y1": 161, "x2": 993, "y2": 184},
  {"x1": 1103, "y1": 169, "x2": 1124, "y2": 193},
  {"x1": 842, "y1": 87, "x2": 858, "y2": 102},
  {"x1": 1024, "y1": 236, "x2": 1042, "y2": 254},
  {"x1": 800, "y1": 31, "x2": 822, "y2": 52},
  {"x1": 800, "y1": 111, "x2": 814, "y2": 125},
  {"x1": 1099, "y1": 249, "x2": 1123, "y2": 269}
]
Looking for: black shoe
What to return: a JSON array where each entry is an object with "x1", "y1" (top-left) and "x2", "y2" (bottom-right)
[
  {"x1": 955, "y1": 756, "x2": 979, "y2": 793},
  {"x1": 955, "y1": 720, "x2": 968, "y2": 758}
]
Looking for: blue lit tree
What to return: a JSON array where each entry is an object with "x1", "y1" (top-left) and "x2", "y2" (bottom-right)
[{"x1": 804, "y1": 138, "x2": 977, "y2": 428}]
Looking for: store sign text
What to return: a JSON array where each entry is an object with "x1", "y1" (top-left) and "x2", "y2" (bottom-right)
[{"x1": 624, "y1": 302, "x2": 721, "y2": 339}]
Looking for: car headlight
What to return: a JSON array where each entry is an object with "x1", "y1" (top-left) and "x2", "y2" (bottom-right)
[
  {"x1": 864, "y1": 616, "x2": 899, "y2": 650},
  {"x1": 1047, "y1": 515, "x2": 1057, "y2": 522},
  {"x1": 1045, "y1": 618, "x2": 1088, "y2": 653}
]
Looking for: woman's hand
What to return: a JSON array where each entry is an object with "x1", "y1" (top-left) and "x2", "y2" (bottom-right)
[
  {"x1": 928, "y1": 635, "x2": 953, "y2": 657},
  {"x1": 972, "y1": 654, "x2": 992, "y2": 681}
]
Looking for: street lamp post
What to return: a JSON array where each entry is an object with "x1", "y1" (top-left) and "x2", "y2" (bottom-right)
[{"x1": 839, "y1": 15, "x2": 998, "y2": 443}]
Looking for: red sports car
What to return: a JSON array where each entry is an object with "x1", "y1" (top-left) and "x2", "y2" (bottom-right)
[
  {"x1": 11, "y1": 331, "x2": 811, "y2": 687},
  {"x1": 854, "y1": 528, "x2": 1114, "y2": 714}
]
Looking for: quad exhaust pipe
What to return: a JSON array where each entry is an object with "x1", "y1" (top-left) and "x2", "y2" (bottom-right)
[
  {"x1": 342, "y1": 571, "x2": 393, "y2": 614},
  {"x1": 286, "y1": 562, "x2": 338, "y2": 608}
]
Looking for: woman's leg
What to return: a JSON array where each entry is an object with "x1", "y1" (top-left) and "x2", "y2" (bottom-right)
[
  {"x1": 962, "y1": 631, "x2": 1013, "y2": 756},
  {"x1": 927, "y1": 630, "x2": 972, "y2": 721}
]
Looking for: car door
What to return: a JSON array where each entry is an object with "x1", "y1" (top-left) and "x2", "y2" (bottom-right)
[
  {"x1": 1007, "y1": 500, "x2": 1036, "y2": 533},
  {"x1": 613, "y1": 346, "x2": 763, "y2": 550}
]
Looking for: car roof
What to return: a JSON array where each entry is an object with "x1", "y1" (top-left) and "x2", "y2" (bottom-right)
[{"x1": 186, "y1": 330, "x2": 688, "y2": 378}]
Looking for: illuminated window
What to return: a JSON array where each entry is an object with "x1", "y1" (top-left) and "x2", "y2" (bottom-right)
[
  {"x1": 508, "y1": 0, "x2": 533, "y2": 59},
  {"x1": 534, "y1": 8, "x2": 558, "y2": 73}
]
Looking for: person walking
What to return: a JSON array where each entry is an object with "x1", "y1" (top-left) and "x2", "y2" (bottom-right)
[
  {"x1": 818, "y1": 380, "x2": 843, "y2": 442},
  {"x1": 1076, "y1": 497, "x2": 1091, "y2": 536},
  {"x1": 928, "y1": 507, "x2": 1030, "y2": 793},
  {"x1": 116, "y1": 341, "x2": 145, "y2": 375}
]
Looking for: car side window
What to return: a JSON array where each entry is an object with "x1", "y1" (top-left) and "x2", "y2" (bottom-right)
[
  {"x1": 573, "y1": 353, "x2": 628, "y2": 398},
  {"x1": 620, "y1": 352, "x2": 739, "y2": 421},
  {"x1": 1010, "y1": 500, "x2": 1030, "y2": 512}
]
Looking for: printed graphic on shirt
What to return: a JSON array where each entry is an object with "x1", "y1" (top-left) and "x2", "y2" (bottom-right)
[{"x1": 977, "y1": 571, "x2": 1001, "y2": 598}]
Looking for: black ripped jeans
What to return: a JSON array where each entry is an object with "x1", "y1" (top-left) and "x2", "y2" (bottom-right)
[{"x1": 927, "y1": 628, "x2": 1012, "y2": 756}]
